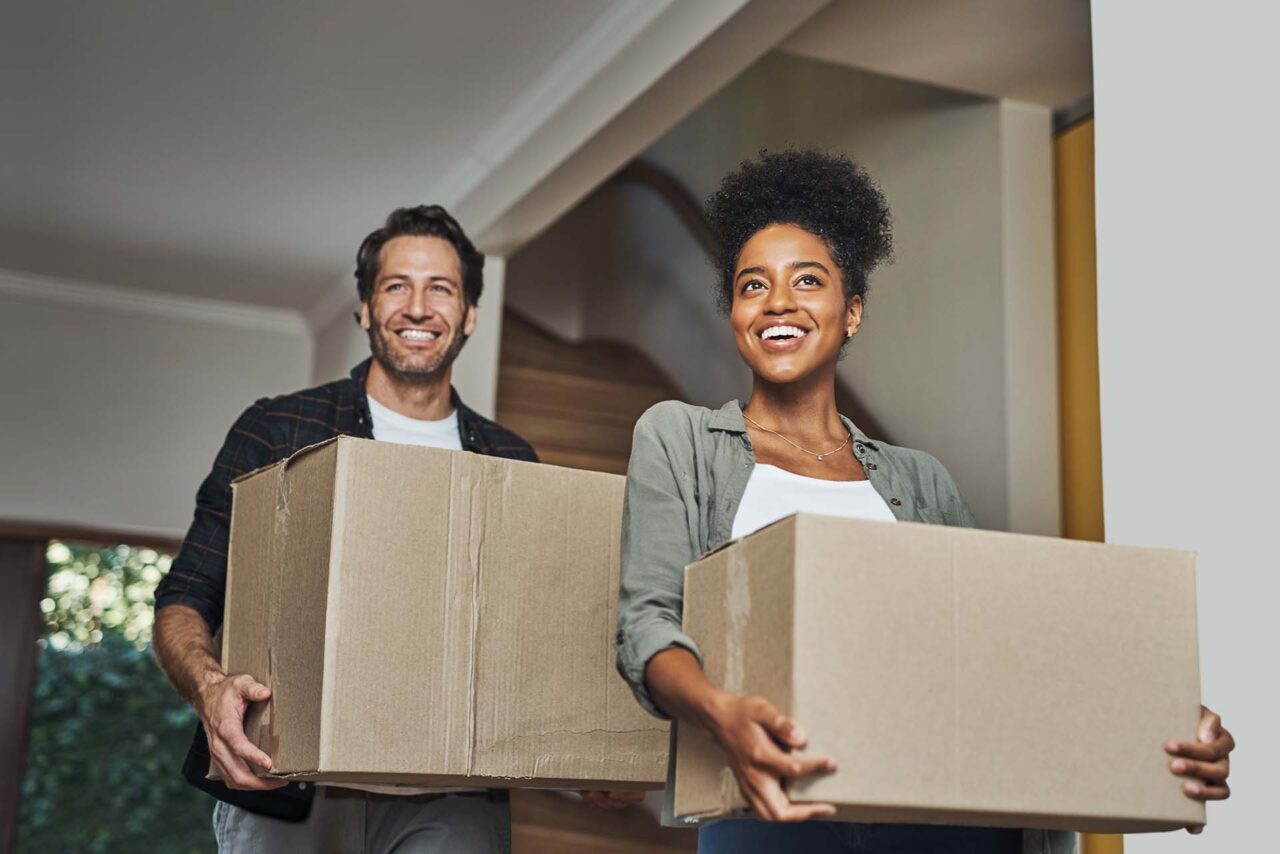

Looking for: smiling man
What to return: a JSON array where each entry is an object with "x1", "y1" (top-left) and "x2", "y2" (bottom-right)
[{"x1": 151, "y1": 206, "x2": 541, "y2": 852}]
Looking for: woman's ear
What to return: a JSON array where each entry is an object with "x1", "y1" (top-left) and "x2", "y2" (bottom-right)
[{"x1": 846, "y1": 294, "x2": 864, "y2": 339}]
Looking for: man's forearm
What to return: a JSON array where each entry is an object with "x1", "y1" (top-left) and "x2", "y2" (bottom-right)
[{"x1": 153, "y1": 604, "x2": 225, "y2": 708}]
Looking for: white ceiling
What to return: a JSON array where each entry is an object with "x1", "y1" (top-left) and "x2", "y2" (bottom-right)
[
  {"x1": 0, "y1": 1, "x2": 1091, "y2": 320},
  {"x1": 0, "y1": 0, "x2": 624, "y2": 310},
  {"x1": 781, "y1": 0, "x2": 1092, "y2": 109}
]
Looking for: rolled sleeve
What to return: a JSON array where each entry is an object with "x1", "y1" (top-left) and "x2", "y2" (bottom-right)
[
  {"x1": 615, "y1": 404, "x2": 705, "y2": 720},
  {"x1": 616, "y1": 618, "x2": 702, "y2": 719}
]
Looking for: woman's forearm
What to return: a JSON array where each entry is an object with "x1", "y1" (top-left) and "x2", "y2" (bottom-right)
[{"x1": 645, "y1": 646, "x2": 727, "y2": 733}]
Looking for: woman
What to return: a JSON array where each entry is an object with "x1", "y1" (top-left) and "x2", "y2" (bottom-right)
[{"x1": 614, "y1": 150, "x2": 1233, "y2": 853}]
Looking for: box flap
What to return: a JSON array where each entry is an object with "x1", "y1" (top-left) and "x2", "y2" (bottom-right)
[{"x1": 231, "y1": 436, "x2": 342, "y2": 485}]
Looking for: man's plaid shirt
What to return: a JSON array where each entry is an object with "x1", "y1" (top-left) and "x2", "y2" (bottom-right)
[{"x1": 155, "y1": 358, "x2": 538, "y2": 633}]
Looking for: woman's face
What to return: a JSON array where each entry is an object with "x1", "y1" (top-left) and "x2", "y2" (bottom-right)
[{"x1": 730, "y1": 223, "x2": 862, "y2": 386}]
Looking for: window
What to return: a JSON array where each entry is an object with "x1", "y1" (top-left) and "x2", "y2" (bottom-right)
[{"x1": 18, "y1": 541, "x2": 214, "y2": 854}]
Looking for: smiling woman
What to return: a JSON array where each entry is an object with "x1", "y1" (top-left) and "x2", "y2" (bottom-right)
[
  {"x1": 610, "y1": 150, "x2": 1230, "y2": 854},
  {"x1": 612, "y1": 151, "x2": 1036, "y2": 852}
]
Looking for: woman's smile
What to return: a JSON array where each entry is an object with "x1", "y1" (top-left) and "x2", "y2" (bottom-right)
[{"x1": 756, "y1": 321, "x2": 811, "y2": 352}]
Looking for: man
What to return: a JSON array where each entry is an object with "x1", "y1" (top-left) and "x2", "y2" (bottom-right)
[{"x1": 153, "y1": 205, "x2": 635, "y2": 853}]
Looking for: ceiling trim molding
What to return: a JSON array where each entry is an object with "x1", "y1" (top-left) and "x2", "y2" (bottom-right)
[
  {"x1": 428, "y1": 0, "x2": 678, "y2": 213},
  {"x1": 0, "y1": 268, "x2": 310, "y2": 336},
  {"x1": 307, "y1": 0, "x2": 680, "y2": 333},
  {"x1": 470, "y1": 0, "x2": 830, "y2": 256}
]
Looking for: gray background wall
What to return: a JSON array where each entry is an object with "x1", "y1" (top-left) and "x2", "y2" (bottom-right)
[{"x1": 1093, "y1": 2, "x2": 1278, "y2": 849}]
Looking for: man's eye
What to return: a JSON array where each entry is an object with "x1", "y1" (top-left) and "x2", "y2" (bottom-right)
[
  {"x1": 386, "y1": 282, "x2": 407, "y2": 292},
  {"x1": 432, "y1": 284, "x2": 452, "y2": 294}
]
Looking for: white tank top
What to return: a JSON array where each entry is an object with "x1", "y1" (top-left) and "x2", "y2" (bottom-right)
[{"x1": 730, "y1": 463, "x2": 897, "y2": 539}]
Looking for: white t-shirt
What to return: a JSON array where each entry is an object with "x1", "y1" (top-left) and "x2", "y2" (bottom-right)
[
  {"x1": 366, "y1": 394, "x2": 463, "y2": 450},
  {"x1": 731, "y1": 463, "x2": 897, "y2": 539},
  {"x1": 335, "y1": 393, "x2": 467, "y2": 796}
]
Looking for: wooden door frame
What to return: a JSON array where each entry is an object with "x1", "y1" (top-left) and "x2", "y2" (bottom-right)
[{"x1": 0, "y1": 536, "x2": 44, "y2": 854}]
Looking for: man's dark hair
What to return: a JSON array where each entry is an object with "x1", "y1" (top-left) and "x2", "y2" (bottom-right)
[
  {"x1": 355, "y1": 205, "x2": 484, "y2": 306},
  {"x1": 704, "y1": 149, "x2": 893, "y2": 313}
]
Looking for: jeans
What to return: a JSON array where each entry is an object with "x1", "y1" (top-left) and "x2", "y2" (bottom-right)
[
  {"x1": 698, "y1": 819, "x2": 1023, "y2": 854},
  {"x1": 212, "y1": 787, "x2": 510, "y2": 854}
]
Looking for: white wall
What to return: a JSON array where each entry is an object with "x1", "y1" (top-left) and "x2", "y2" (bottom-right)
[
  {"x1": 509, "y1": 53, "x2": 1060, "y2": 534},
  {"x1": 1093, "y1": 2, "x2": 1278, "y2": 849},
  {"x1": 0, "y1": 271, "x2": 312, "y2": 537},
  {"x1": 311, "y1": 289, "x2": 371, "y2": 389},
  {"x1": 999, "y1": 101, "x2": 1060, "y2": 538},
  {"x1": 309, "y1": 260, "x2": 507, "y2": 420}
]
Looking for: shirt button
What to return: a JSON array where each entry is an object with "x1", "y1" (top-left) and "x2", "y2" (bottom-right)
[
  {"x1": 867, "y1": 463, "x2": 877, "y2": 471},
  {"x1": 298, "y1": 782, "x2": 308, "y2": 790},
  {"x1": 890, "y1": 497, "x2": 902, "y2": 506}
]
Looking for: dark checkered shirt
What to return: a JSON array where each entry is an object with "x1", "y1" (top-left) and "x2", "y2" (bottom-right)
[{"x1": 155, "y1": 358, "x2": 538, "y2": 633}]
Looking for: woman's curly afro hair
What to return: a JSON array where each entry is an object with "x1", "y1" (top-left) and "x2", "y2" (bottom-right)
[{"x1": 704, "y1": 149, "x2": 893, "y2": 312}]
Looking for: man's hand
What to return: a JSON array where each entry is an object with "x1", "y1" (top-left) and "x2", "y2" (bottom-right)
[
  {"x1": 197, "y1": 673, "x2": 287, "y2": 791},
  {"x1": 152, "y1": 604, "x2": 286, "y2": 791},
  {"x1": 579, "y1": 790, "x2": 646, "y2": 810},
  {"x1": 1166, "y1": 705, "x2": 1235, "y2": 834},
  {"x1": 706, "y1": 691, "x2": 837, "y2": 822}
]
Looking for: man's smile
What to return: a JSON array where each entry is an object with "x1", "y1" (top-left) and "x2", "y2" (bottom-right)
[{"x1": 393, "y1": 327, "x2": 445, "y2": 348}]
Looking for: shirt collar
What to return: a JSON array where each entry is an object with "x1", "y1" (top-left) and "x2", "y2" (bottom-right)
[
  {"x1": 707, "y1": 398, "x2": 876, "y2": 449},
  {"x1": 349, "y1": 358, "x2": 483, "y2": 449}
]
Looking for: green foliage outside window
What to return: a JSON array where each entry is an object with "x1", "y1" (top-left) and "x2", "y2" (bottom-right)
[{"x1": 18, "y1": 542, "x2": 215, "y2": 854}]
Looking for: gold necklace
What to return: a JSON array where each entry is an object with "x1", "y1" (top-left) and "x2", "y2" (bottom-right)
[{"x1": 741, "y1": 412, "x2": 852, "y2": 462}]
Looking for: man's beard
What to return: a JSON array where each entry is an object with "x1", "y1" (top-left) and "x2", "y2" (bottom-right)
[{"x1": 367, "y1": 312, "x2": 468, "y2": 386}]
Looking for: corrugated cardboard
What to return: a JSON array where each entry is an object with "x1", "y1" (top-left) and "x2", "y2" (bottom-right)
[
  {"x1": 222, "y1": 436, "x2": 667, "y2": 789},
  {"x1": 676, "y1": 514, "x2": 1204, "y2": 833}
]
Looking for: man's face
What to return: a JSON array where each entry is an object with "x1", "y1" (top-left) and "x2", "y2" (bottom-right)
[{"x1": 360, "y1": 235, "x2": 477, "y2": 384}]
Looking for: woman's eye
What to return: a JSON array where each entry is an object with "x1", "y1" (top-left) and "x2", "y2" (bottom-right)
[
  {"x1": 797, "y1": 274, "x2": 820, "y2": 287},
  {"x1": 741, "y1": 280, "x2": 765, "y2": 293}
]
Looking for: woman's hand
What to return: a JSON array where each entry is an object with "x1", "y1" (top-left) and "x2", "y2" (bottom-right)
[
  {"x1": 1165, "y1": 705, "x2": 1234, "y2": 833},
  {"x1": 706, "y1": 690, "x2": 837, "y2": 822}
]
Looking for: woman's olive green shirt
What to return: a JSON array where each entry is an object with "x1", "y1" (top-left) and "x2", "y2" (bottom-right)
[{"x1": 614, "y1": 400, "x2": 1077, "y2": 854}]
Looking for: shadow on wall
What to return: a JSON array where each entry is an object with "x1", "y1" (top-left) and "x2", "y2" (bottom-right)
[{"x1": 508, "y1": 179, "x2": 747, "y2": 411}]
